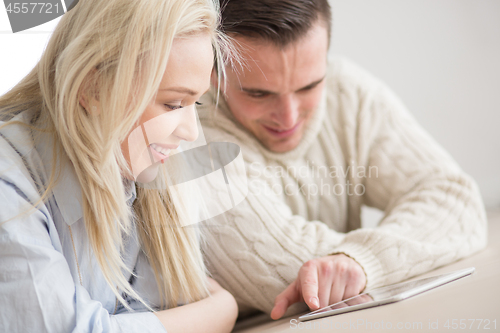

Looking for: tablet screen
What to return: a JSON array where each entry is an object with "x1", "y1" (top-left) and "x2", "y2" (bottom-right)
[{"x1": 315, "y1": 276, "x2": 443, "y2": 313}]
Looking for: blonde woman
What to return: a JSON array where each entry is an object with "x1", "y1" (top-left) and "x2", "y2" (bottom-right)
[{"x1": 0, "y1": 0, "x2": 238, "y2": 332}]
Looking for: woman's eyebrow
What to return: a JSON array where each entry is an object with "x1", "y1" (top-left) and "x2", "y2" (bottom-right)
[{"x1": 159, "y1": 87, "x2": 198, "y2": 95}]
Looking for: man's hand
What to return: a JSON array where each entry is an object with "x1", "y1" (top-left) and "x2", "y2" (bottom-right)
[{"x1": 270, "y1": 254, "x2": 366, "y2": 320}]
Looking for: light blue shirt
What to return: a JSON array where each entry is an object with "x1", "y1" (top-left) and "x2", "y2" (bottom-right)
[{"x1": 0, "y1": 111, "x2": 167, "y2": 332}]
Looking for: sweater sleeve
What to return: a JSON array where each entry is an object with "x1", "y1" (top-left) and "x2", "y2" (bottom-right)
[{"x1": 329, "y1": 60, "x2": 488, "y2": 290}]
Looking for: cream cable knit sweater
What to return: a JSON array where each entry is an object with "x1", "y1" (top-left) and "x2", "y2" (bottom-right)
[{"x1": 197, "y1": 57, "x2": 488, "y2": 314}]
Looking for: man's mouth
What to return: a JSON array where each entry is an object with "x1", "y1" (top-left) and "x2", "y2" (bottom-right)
[{"x1": 262, "y1": 121, "x2": 302, "y2": 138}]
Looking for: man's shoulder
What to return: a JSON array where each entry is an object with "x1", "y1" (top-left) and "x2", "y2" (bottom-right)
[
  {"x1": 324, "y1": 56, "x2": 404, "y2": 122},
  {"x1": 326, "y1": 56, "x2": 386, "y2": 95}
]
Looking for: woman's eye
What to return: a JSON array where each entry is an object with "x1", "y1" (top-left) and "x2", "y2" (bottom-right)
[
  {"x1": 164, "y1": 104, "x2": 183, "y2": 111},
  {"x1": 195, "y1": 101, "x2": 202, "y2": 106}
]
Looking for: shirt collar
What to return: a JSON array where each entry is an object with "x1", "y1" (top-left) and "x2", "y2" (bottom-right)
[
  {"x1": 35, "y1": 130, "x2": 84, "y2": 226},
  {"x1": 124, "y1": 178, "x2": 137, "y2": 207},
  {"x1": 35, "y1": 130, "x2": 137, "y2": 226}
]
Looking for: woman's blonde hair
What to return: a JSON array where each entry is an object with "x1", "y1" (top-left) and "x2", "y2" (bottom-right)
[{"x1": 0, "y1": 0, "x2": 226, "y2": 310}]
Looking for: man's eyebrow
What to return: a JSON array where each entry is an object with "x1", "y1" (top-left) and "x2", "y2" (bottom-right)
[
  {"x1": 159, "y1": 87, "x2": 198, "y2": 95},
  {"x1": 240, "y1": 76, "x2": 326, "y2": 95},
  {"x1": 297, "y1": 76, "x2": 326, "y2": 91}
]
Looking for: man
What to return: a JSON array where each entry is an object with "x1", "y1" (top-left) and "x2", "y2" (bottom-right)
[{"x1": 198, "y1": 0, "x2": 487, "y2": 319}]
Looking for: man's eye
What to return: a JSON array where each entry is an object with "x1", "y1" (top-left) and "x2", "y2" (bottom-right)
[
  {"x1": 164, "y1": 104, "x2": 183, "y2": 111},
  {"x1": 298, "y1": 84, "x2": 320, "y2": 93},
  {"x1": 299, "y1": 86, "x2": 314, "y2": 92},
  {"x1": 247, "y1": 92, "x2": 269, "y2": 99}
]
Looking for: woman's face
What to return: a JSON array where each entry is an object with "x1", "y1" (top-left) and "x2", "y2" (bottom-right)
[{"x1": 121, "y1": 34, "x2": 214, "y2": 183}]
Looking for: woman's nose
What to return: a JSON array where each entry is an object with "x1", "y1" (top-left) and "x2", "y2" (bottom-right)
[{"x1": 173, "y1": 104, "x2": 199, "y2": 142}]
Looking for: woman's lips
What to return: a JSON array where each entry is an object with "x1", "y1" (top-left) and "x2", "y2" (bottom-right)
[
  {"x1": 262, "y1": 121, "x2": 302, "y2": 138},
  {"x1": 149, "y1": 143, "x2": 172, "y2": 163}
]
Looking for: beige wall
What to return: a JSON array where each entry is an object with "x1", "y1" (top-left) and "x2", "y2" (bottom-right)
[{"x1": 329, "y1": 0, "x2": 500, "y2": 211}]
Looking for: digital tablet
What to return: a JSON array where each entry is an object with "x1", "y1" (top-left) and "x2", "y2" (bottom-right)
[{"x1": 298, "y1": 267, "x2": 475, "y2": 322}]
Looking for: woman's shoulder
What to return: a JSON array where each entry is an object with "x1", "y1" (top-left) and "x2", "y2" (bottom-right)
[
  {"x1": 0, "y1": 111, "x2": 45, "y2": 204},
  {"x1": 0, "y1": 111, "x2": 36, "y2": 153}
]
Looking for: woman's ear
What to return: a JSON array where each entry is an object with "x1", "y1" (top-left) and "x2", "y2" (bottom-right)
[
  {"x1": 79, "y1": 69, "x2": 101, "y2": 115},
  {"x1": 79, "y1": 94, "x2": 101, "y2": 115}
]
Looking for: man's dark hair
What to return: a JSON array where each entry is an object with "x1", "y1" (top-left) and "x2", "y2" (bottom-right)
[{"x1": 219, "y1": 0, "x2": 332, "y2": 48}]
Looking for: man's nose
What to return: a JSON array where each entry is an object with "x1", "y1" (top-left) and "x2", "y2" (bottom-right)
[
  {"x1": 173, "y1": 105, "x2": 199, "y2": 142},
  {"x1": 274, "y1": 94, "x2": 299, "y2": 129}
]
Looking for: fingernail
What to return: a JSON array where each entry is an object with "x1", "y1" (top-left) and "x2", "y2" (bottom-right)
[{"x1": 310, "y1": 297, "x2": 319, "y2": 308}]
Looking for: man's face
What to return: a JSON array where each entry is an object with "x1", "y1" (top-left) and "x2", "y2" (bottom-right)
[{"x1": 220, "y1": 22, "x2": 329, "y2": 153}]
